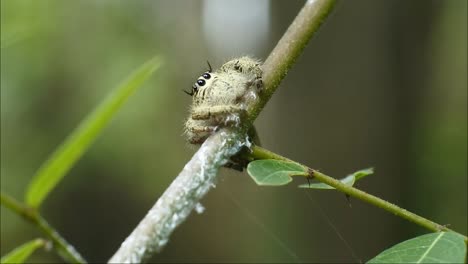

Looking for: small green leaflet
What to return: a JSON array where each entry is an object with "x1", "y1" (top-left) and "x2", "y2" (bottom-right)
[
  {"x1": 367, "y1": 232, "x2": 467, "y2": 263},
  {"x1": 299, "y1": 168, "x2": 373, "y2": 189},
  {"x1": 247, "y1": 159, "x2": 309, "y2": 186},
  {"x1": 1, "y1": 239, "x2": 45, "y2": 264},
  {"x1": 25, "y1": 56, "x2": 162, "y2": 208}
]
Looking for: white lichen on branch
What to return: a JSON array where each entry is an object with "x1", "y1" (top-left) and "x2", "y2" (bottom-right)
[{"x1": 109, "y1": 129, "x2": 248, "y2": 263}]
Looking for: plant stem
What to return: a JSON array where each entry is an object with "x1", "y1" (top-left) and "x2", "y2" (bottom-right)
[
  {"x1": 249, "y1": 145, "x2": 468, "y2": 240},
  {"x1": 249, "y1": 0, "x2": 336, "y2": 123},
  {"x1": 0, "y1": 192, "x2": 87, "y2": 263}
]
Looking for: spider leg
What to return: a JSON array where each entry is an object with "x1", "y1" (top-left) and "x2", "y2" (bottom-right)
[
  {"x1": 188, "y1": 137, "x2": 207, "y2": 144},
  {"x1": 185, "y1": 121, "x2": 217, "y2": 144},
  {"x1": 189, "y1": 125, "x2": 217, "y2": 133},
  {"x1": 187, "y1": 126, "x2": 216, "y2": 141},
  {"x1": 245, "y1": 76, "x2": 263, "y2": 92},
  {"x1": 191, "y1": 105, "x2": 247, "y2": 120}
]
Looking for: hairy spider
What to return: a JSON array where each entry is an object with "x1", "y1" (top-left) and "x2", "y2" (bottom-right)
[{"x1": 184, "y1": 56, "x2": 263, "y2": 144}]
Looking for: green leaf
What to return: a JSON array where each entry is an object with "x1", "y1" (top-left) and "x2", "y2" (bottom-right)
[
  {"x1": 247, "y1": 159, "x2": 309, "y2": 186},
  {"x1": 25, "y1": 56, "x2": 163, "y2": 208},
  {"x1": 1, "y1": 26, "x2": 35, "y2": 49},
  {"x1": 1, "y1": 239, "x2": 45, "y2": 264},
  {"x1": 367, "y1": 232, "x2": 467, "y2": 264},
  {"x1": 298, "y1": 168, "x2": 373, "y2": 189}
]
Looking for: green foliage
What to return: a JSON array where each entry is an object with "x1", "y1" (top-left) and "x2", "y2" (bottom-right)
[
  {"x1": 0, "y1": 239, "x2": 45, "y2": 264},
  {"x1": 0, "y1": 56, "x2": 162, "y2": 262},
  {"x1": 25, "y1": 56, "x2": 162, "y2": 208},
  {"x1": 368, "y1": 232, "x2": 467, "y2": 264},
  {"x1": 247, "y1": 159, "x2": 309, "y2": 186},
  {"x1": 0, "y1": 26, "x2": 34, "y2": 49},
  {"x1": 247, "y1": 159, "x2": 467, "y2": 262},
  {"x1": 247, "y1": 160, "x2": 373, "y2": 189},
  {"x1": 1, "y1": 1, "x2": 465, "y2": 262},
  {"x1": 298, "y1": 168, "x2": 373, "y2": 189}
]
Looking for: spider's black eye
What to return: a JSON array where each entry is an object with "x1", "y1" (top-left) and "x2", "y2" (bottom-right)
[
  {"x1": 202, "y1": 72, "x2": 211, "y2": 79},
  {"x1": 197, "y1": 79, "x2": 206, "y2": 86}
]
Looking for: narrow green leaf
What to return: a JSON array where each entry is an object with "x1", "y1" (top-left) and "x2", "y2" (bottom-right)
[
  {"x1": 1, "y1": 239, "x2": 45, "y2": 264},
  {"x1": 1, "y1": 27, "x2": 34, "y2": 49},
  {"x1": 25, "y1": 56, "x2": 163, "y2": 208},
  {"x1": 367, "y1": 232, "x2": 467, "y2": 264},
  {"x1": 298, "y1": 168, "x2": 373, "y2": 189},
  {"x1": 247, "y1": 159, "x2": 309, "y2": 186}
]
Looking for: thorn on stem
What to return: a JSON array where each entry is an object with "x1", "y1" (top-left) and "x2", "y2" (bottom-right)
[
  {"x1": 437, "y1": 223, "x2": 451, "y2": 231},
  {"x1": 306, "y1": 169, "x2": 315, "y2": 187},
  {"x1": 345, "y1": 194, "x2": 352, "y2": 208}
]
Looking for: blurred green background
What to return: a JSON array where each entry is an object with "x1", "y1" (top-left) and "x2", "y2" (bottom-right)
[{"x1": 1, "y1": 0, "x2": 466, "y2": 263}]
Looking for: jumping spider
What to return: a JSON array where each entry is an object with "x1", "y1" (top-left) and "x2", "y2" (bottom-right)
[{"x1": 184, "y1": 56, "x2": 263, "y2": 145}]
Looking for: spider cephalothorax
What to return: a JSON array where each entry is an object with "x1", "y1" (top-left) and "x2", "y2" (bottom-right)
[{"x1": 184, "y1": 56, "x2": 263, "y2": 144}]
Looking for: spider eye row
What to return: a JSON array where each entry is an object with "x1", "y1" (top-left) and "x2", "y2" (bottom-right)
[
  {"x1": 196, "y1": 72, "x2": 211, "y2": 87},
  {"x1": 194, "y1": 72, "x2": 211, "y2": 89},
  {"x1": 186, "y1": 72, "x2": 211, "y2": 96}
]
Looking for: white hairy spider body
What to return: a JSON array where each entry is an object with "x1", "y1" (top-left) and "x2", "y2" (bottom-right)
[{"x1": 185, "y1": 56, "x2": 263, "y2": 144}]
